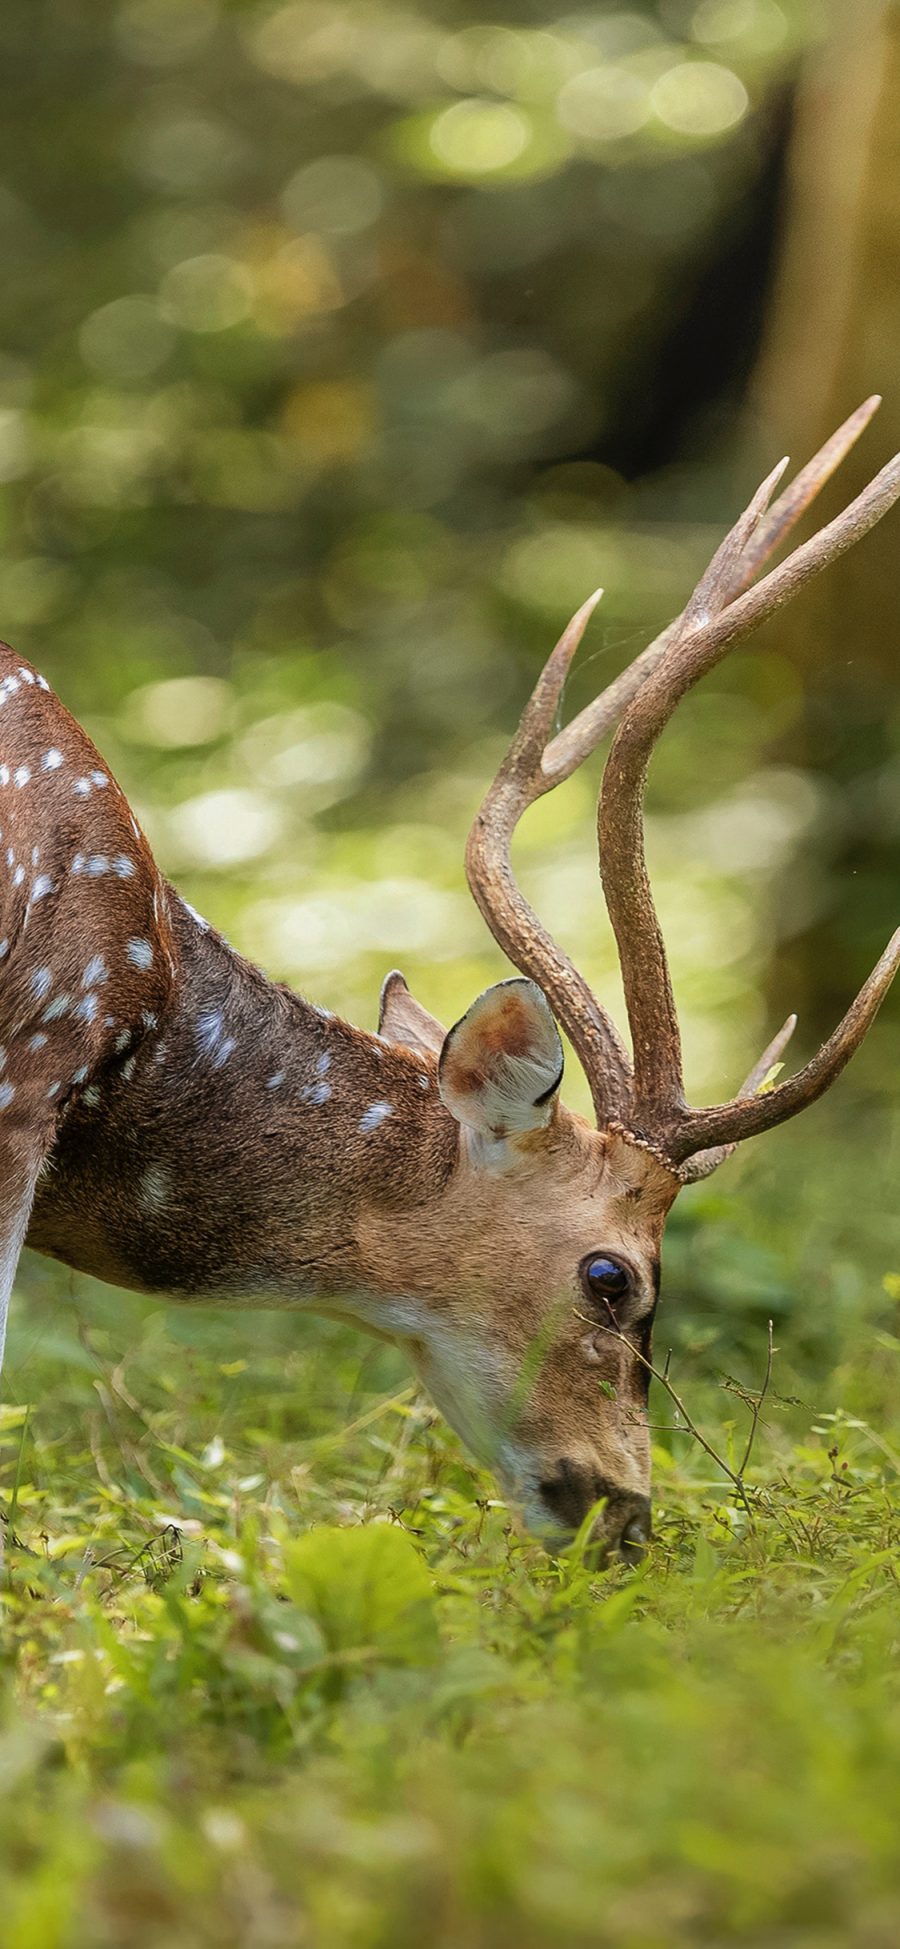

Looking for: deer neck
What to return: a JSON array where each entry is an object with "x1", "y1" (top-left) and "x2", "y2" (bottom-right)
[{"x1": 27, "y1": 898, "x2": 459, "y2": 1309}]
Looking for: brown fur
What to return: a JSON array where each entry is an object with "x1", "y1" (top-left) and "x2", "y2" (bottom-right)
[
  {"x1": 0, "y1": 641, "x2": 679, "y2": 1556},
  {"x1": 355, "y1": 1110, "x2": 676, "y2": 1531}
]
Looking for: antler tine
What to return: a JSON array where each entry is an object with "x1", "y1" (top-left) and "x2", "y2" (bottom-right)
[
  {"x1": 735, "y1": 1011, "x2": 800, "y2": 1099},
  {"x1": 598, "y1": 458, "x2": 791, "y2": 1129},
  {"x1": 672, "y1": 935, "x2": 900, "y2": 1161},
  {"x1": 733, "y1": 395, "x2": 882, "y2": 597},
  {"x1": 599, "y1": 444, "x2": 900, "y2": 1141},
  {"x1": 466, "y1": 591, "x2": 633, "y2": 1121},
  {"x1": 682, "y1": 456, "x2": 790, "y2": 632},
  {"x1": 679, "y1": 1013, "x2": 797, "y2": 1183},
  {"x1": 543, "y1": 397, "x2": 883, "y2": 790}
]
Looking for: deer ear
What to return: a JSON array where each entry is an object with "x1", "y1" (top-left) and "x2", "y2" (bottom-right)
[
  {"x1": 438, "y1": 978, "x2": 564, "y2": 1143},
  {"x1": 378, "y1": 969, "x2": 446, "y2": 1057}
]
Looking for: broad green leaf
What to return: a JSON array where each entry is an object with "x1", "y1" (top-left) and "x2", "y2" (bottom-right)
[{"x1": 283, "y1": 1523, "x2": 438, "y2": 1666}]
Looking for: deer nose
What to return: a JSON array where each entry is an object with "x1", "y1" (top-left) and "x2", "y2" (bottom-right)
[
  {"x1": 617, "y1": 1503, "x2": 652, "y2": 1564},
  {"x1": 592, "y1": 1494, "x2": 651, "y2": 1568},
  {"x1": 539, "y1": 1461, "x2": 651, "y2": 1562}
]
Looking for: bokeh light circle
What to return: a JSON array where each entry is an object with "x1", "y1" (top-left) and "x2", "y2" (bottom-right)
[{"x1": 651, "y1": 61, "x2": 749, "y2": 137}]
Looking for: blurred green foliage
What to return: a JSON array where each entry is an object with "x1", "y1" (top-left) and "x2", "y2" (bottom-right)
[{"x1": 1, "y1": 2, "x2": 899, "y2": 1942}]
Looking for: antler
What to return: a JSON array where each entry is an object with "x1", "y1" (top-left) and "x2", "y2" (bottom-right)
[
  {"x1": 466, "y1": 592, "x2": 633, "y2": 1122},
  {"x1": 599, "y1": 423, "x2": 900, "y2": 1165},
  {"x1": 678, "y1": 1012, "x2": 798, "y2": 1185},
  {"x1": 467, "y1": 397, "x2": 900, "y2": 1168}
]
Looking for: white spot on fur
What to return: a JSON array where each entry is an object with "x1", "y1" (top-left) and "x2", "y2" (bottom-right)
[
  {"x1": 41, "y1": 748, "x2": 64, "y2": 771},
  {"x1": 42, "y1": 993, "x2": 71, "y2": 1021},
  {"x1": 122, "y1": 1055, "x2": 136, "y2": 1081},
  {"x1": 0, "y1": 767, "x2": 8, "y2": 787},
  {"x1": 140, "y1": 1165, "x2": 169, "y2": 1210},
  {"x1": 18, "y1": 668, "x2": 34, "y2": 685},
  {"x1": 194, "y1": 1009, "x2": 235, "y2": 1069},
  {"x1": 86, "y1": 855, "x2": 109, "y2": 877},
  {"x1": 266, "y1": 1071, "x2": 285, "y2": 1090},
  {"x1": 83, "y1": 954, "x2": 108, "y2": 988},
  {"x1": 301, "y1": 1081, "x2": 331, "y2": 1106},
  {"x1": 83, "y1": 1086, "x2": 101, "y2": 1108},
  {"x1": 28, "y1": 1033, "x2": 48, "y2": 1052},
  {"x1": 114, "y1": 855, "x2": 136, "y2": 879},
  {"x1": 114, "y1": 1030, "x2": 131, "y2": 1053},
  {"x1": 75, "y1": 994, "x2": 99, "y2": 1024},
  {"x1": 73, "y1": 777, "x2": 92, "y2": 798},
  {"x1": 13, "y1": 864, "x2": 25, "y2": 887},
  {"x1": 0, "y1": 1083, "x2": 15, "y2": 1109},
  {"x1": 91, "y1": 771, "x2": 109, "y2": 789},
  {"x1": 31, "y1": 966, "x2": 52, "y2": 1000},
  {"x1": 127, "y1": 938, "x2": 154, "y2": 970},
  {"x1": 13, "y1": 766, "x2": 30, "y2": 788},
  {"x1": 47, "y1": 1080, "x2": 60, "y2": 1098},
  {"x1": 0, "y1": 941, "x2": 8, "y2": 959},
  {"x1": 196, "y1": 1010, "x2": 223, "y2": 1056},
  {"x1": 315, "y1": 1051, "x2": 331, "y2": 1076},
  {"x1": 30, "y1": 874, "x2": 54, "y2": 903},
  {"x1": 71, "y1": 1066, "x2": 88, "y2": 1085},
  {"x1": 359, "y1": 1102, "x2": 393, "y2": 1133}
]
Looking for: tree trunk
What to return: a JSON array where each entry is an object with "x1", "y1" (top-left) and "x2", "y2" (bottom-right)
[{"x1": 751, "y1": 0, "x2": 900, "y2": 1038}]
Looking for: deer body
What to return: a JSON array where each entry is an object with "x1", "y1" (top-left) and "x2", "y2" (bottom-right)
[
  {"x1": 28, "y1": 902, "x2": 452, "y2": 1307},
  {"x1": 0, "y1": 647, "x2": 445, "y2": 1307},
  {"x1": 0, "y1": 651, "x2": 666, "y2": 1539},
  {"x1": 1, "y1": 401, "x2": 899, "y2": 1561}
]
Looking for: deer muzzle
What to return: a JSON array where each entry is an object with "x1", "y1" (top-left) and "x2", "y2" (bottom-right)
[{"x1": 538, "y1": 1458, "x2": 652, "y2": 1564}]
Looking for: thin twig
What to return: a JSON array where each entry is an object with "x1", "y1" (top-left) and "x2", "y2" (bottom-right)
[
  {"x1": 736, "y1": 1318, "x2": 776, "y2": 1484},
  {"x1": 574, "y1": 1309, "x2": 756, "y2": 1527},
  {"x1": 576, "y1": 1311, "x2": 780, "y2": 1531}
]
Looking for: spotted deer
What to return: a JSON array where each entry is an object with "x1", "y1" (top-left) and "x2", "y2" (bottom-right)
[{"x1": 1, "y1": 400, "x2": 898, "y2": 1561}]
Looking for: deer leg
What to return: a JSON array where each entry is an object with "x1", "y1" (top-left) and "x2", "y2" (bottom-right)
[
  {"x1": 0, "y1": 1126, "x2": 52, "y2": 1375},
  {"x1": 0, "y1": 1124, "x2": 52, "y2": 1551}
]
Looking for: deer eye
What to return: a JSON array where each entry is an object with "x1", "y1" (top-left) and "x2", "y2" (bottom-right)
[{"x1": 582, "y1": 1255, "x2": 632, "y2": 1304}]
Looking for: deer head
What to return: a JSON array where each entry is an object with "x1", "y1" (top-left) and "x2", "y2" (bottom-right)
[{"x1": 358, "y1": 399, "x2": 900, "y2": 1558}]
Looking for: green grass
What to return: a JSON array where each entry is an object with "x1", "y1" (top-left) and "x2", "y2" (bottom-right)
[{"x1": 1, "y1": 1124, "x2": 899, "y2": 1949}]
